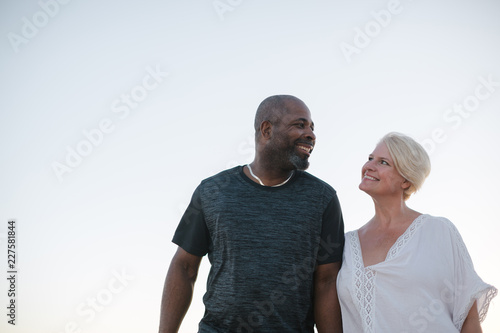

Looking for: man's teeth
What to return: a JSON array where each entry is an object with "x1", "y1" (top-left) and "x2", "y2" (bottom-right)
[{"x1": 298, "y1": 146, "x2": 312, "y2": 153}]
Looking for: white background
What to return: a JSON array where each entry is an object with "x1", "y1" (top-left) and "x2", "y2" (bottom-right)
[{"x1": 1, "y1": 0, "x2": 499, "y2": 332}]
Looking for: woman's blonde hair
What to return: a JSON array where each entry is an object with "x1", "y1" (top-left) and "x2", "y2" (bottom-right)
[{"x1": 381, "y1": 132, "x2": 431, "y2": 201}]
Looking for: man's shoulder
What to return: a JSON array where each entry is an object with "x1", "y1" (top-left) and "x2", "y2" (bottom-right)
[
  {"x1": 297, "y1": 171, "x2": 337, "y2": 196},
  {"x1": 199, "y1": 165, "x2": 242, "y2": 187}
]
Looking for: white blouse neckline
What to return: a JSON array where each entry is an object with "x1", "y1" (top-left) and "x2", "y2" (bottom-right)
[{"x1": 354, "y1": 213, "x2": 428, "y2": 269}]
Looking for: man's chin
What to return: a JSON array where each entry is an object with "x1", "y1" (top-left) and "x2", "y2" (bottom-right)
[{"x1": 291, "y1": 156, "x2": 310, "y2": 171}]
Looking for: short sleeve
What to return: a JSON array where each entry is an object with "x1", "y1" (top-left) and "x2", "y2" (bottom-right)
[
  {"x1": 445, "y1": 220, "x2": 498, "y2": 330},
  {"x1": 316, "y1": 193, "x2": 345, "y2": 265},
  {"x1": 172, "y1": 185, "x2": 211, "y2": 257}
]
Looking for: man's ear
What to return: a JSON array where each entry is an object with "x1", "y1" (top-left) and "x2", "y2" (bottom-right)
[{"x1": 260, "y1": 120, "x2": 272, "y2": 140}]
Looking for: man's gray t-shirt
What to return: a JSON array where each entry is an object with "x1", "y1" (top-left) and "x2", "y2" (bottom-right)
[{"x1": 173, "y1": 166, "x2": 344, "y2": 332}]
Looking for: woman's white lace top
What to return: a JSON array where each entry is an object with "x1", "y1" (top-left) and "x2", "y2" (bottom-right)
[{"x1": 337, "y1": 214, "x2": 497, "y2": 332}]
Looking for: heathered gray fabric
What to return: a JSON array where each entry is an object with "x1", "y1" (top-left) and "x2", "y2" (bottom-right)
[{"x1": 173, "y1": 166, "x2": 344, "y2": 332}]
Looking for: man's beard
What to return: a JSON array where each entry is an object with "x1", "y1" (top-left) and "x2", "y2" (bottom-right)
[
  {"x1": 266, "y1": 137, "x2": 310, "y2": 171},
  {"x1": 288, "y1": 150, "x2": 309, "y2": 170}
]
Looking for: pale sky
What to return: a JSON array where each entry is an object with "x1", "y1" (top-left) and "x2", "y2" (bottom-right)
[{"x1": 1, "y1": 1, "x2": 499, "y2": 332}]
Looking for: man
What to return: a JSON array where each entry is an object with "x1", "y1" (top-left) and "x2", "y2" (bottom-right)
[{"x1": 159, "y1": 95, "x2": 344, "y2": 332}]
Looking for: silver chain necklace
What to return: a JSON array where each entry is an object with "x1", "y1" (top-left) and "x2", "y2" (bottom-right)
[{"x1": 246, "y1": 164, "x2": 294, "y2": 187}]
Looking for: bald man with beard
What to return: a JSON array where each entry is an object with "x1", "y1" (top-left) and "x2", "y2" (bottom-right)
[{"x1": 159, "y1": 95, "x2": 345, "y2": 333}]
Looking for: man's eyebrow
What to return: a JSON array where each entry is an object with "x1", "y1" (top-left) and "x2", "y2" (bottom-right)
[{"x1": 295, "y1": 118, "x2": 314, "y2": 126}]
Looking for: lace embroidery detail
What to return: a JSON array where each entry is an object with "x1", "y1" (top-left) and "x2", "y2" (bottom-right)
[
  {"x1": 456, "y1": 283, "x2": 498, "y2": 330},
  {"x1": 444, "y1": 218, "x2": 498, "y2": 329},
  {"x1": 350, "y1": 232, "x2": 376, "y2": 332},
  {"x1": 349, "y1": 215, "x2": 426, "y2": 332},
  {"x1": 478, "y1": 287, "x2": 498, "y2": 323},
  {"x1": 444, "y1": 218, "x2": 474, "y2": 270},
  {"x1": 385, "y1": 214, "x2": 426, "y2": 261}
]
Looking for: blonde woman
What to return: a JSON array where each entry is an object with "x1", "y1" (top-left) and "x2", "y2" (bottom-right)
[{"x1": 337, "y1": 132, "x2": 497, "y2": 332}]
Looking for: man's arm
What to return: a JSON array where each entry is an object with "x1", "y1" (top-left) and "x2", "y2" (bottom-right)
[
  {"x1": 461, "y1": 301, "x2": 482, "y2": 333},
  {"x1": 158, "y1": 247, "x2": 202, "y2": 333},
  {"x1": 314, "y1": 261, "x2": 342, "y2": 333}
]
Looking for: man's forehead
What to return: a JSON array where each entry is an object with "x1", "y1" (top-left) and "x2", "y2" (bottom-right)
[
  {"x1": 282, "y1": 105, "x2": 313, "y2": 121},
  {"x1": 284, "y1": 98, "x2": 308, "y2": 109}
]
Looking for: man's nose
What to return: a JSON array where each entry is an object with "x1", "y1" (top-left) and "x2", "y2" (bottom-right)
[{"x1": 305, "y1": 127, "x2": 316, "y2": 141}]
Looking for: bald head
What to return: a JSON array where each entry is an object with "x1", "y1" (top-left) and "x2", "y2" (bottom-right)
[{"x1": 254, "y1": 95, "x2": 306, "y2": 136}]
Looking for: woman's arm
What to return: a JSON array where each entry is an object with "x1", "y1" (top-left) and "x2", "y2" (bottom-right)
[{"x1": 461, "y1": 301, "x2": 482, "y2": 333}]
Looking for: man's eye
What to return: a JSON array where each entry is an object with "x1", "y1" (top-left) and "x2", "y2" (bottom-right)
[{"x1": 296, "y1": 123, "x2": 305, "y2": 128}]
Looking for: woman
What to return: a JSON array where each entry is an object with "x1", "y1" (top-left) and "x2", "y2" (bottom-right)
[{"x1": 337, "y1": 132, "x2": 497, "y2": 332}]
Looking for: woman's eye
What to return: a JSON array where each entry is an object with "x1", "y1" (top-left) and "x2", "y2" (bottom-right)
[
  {"x1": 381, "y1": 160, "x2": 389, "y2": 165},
  {"x1": 368, "y1": 157, "x2": 373, "y2": 161}
]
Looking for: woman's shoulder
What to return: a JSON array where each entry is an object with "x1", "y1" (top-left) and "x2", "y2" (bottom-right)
[
  {"x1": 344, "y1": 214, "x2": 460, "y2": 238},
  {"x1": 420, "y1": 214, "x2": 463, "y2": 239},
  {"x1": 421, "y1": 214, "x2": 455, "y2": 227}
]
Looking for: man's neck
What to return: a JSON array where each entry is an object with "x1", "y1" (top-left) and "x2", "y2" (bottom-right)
[{"x1": 245, "y1": 161, "x2": 295, "y2": 187}]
